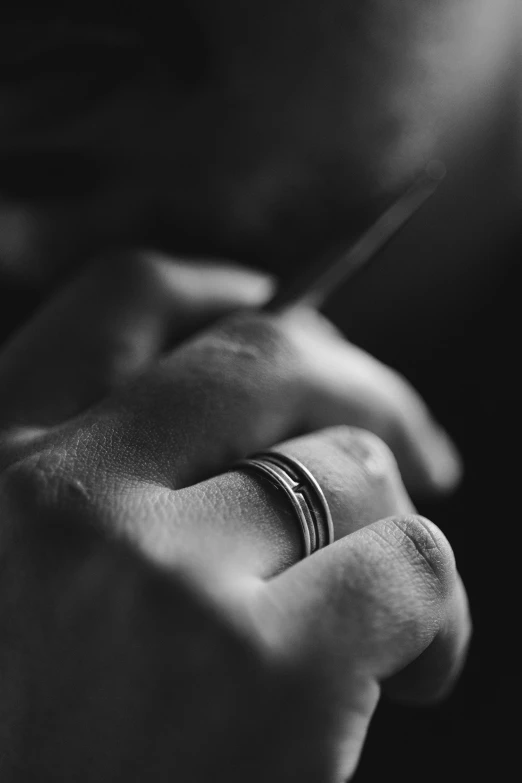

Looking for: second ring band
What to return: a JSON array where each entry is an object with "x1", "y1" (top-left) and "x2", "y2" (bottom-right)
[{"x1": 237, "y1": 451, "x2": 334, "y2": 559}]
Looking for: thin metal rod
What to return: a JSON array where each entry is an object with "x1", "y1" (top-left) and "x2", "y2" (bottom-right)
[{"x1": 263, "y1": 163, "x2": 445, "y2": 313}]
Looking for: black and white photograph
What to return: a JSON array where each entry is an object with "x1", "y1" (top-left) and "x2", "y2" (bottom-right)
[{"x1": 0, "y1": 2, "x2": 520, "y2": 780}]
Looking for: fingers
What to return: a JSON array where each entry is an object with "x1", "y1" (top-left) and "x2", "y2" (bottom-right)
[
  {"x1": 381, "y1": 571, "x2": 470, "y2": 705},
  {"x1": 127, "y1": 426, "x2": 415, "y2": 578},
  {"x1": 0, "y1": 253, "x2": 272, "y2": 428},
  {"x1": 252, "y1": 514, "x2": 471, "y2": 778},
  {"x1": 287, "y1": 308, "x2": 462, "y2": 495},
  {"x1": 1, "y1": 296, "x2": 460, "y2": 500},
  {"x1": 99, "y1": 309, "x2": 460, "y2": 495},
  {"x1": 263, "y1": 513, "x2": 471, "y2": 696}
]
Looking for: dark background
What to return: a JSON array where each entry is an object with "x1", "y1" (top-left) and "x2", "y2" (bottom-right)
[
  {"x1": 337, "y1": 230, "x2": 520, "y2": 781},
  {"x1": 326, "y1": 82, "x2": 521, "y2": 781},
  {"x1": 0, "y1": 25, "x2": 520, "y2": 783}
]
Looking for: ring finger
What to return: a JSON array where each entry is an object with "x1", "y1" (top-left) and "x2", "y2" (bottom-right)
[{"x1": 117, "y1": 425, "x2": 415, "y2": 578}]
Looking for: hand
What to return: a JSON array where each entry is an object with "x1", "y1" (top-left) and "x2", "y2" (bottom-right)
[
  {"x1": 0, "y1": 254, "x2": 470, "y2": 780},
  {"x1": 0, "y1": 251, "x2": 461, "y2": 570}
]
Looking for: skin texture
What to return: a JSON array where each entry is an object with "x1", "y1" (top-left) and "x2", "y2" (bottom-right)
[{"x1": 0, "y1": 256, "x2": 470, "y2": 780}]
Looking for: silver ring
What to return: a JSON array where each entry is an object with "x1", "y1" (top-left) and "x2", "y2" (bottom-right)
[{"x1": 237, "y1": 451, "x2": 334, "y2": 558}]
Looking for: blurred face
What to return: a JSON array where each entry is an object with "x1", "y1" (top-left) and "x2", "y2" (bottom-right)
[{"x1": 0, "y1": 0, "x2": 517, "y2": 282}]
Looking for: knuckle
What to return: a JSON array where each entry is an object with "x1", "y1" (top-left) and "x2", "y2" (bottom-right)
[
  {"x1": 322, "y1": 425, "x2": 401, "y2": 489},
  {"x1": 385, "y1": 515, "x2": 457, "y2": 596},
  {"x1": 198, "y1": 312, "x2": 298, "y2": 371},
  {"x1": 143, "y1": 313, "x2": 306, "y2": 441}
]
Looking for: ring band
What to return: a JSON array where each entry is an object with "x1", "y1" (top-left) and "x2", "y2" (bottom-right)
[{"x1": 237, "y1": 451, "x2": 334, "y2": 558}]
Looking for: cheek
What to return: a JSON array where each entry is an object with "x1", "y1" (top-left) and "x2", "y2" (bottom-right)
[{"x1": 183, "y1": 0, "x2": 518, "y2": 202}]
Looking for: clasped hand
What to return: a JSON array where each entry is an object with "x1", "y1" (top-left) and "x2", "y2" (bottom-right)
[{"x1": 0, "y1": 254, "x2": 470, "y2": 781}]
